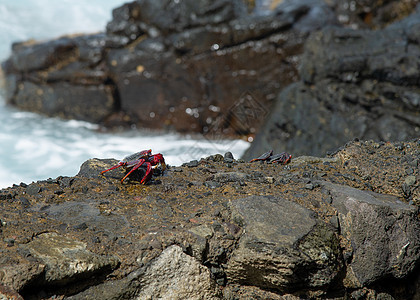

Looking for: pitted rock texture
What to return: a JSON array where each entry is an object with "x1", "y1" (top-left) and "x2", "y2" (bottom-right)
[
  {"x1": 226, "y1": 195, "x2": 341, "y2": 292},
  {"x1": 20, "y1": 233, "x2": 119, "y2": 285},
  {"x1": 0, "y1": 139, "x2": 418, "y2": 299},
  {"x1": 321, "y1": 182, "x2": 420, "y2": 287}
]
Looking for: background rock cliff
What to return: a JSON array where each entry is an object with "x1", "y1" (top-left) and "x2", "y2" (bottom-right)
[{"x1": 2, "y1": 0, "x2": 419, "y2": 159}]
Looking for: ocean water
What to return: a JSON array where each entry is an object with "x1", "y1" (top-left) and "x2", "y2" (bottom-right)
[{"x1": 0, "y1": 1, "x2": 249, "y2": 188}]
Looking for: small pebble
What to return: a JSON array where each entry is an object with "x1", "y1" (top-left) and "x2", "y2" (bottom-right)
[
  {"x1": 92, "y1": 236, "x2": 101, "y2": 243},
  {"x1": 186, "y1": 160, "x2": 199, "y2": 167},
  {"x1": 265, "y1": 177, "x2": 275, "y2": 184},
  {"x1": 73, "y1": 222, "x2": 88, "y2": 231},
  {"x1": 204, "y1": 181, "x2": 222, "y2": 189},
  {"x1": 404, "y1": 175, "x2": 416, "y2": 187},
  {"x1": 224, "y1": 152, "x2": 234, "y2": 160},
  {"x1": 4, "y1": 238, "x2": 15, "y2": 247},
  {"x1": 224, "y1": 157, "x2": 234, "y2": 163},
  {"x1": 305, "y1": 183, "x2": 314, "y2": 190}
]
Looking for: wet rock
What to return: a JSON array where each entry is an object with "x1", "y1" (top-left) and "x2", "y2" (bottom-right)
[
  {"x1": 223, "y1": 152, "x2": 234, "y2": 163},
  {"x1": 19, "y1": 233, "x2": 119, "y2": 286},
  {"x1": 226, "y1": 195, "x2": 341, "y2": 292},
  {"x1": 224, "y1": 152, "x2": 234, "y2": 160},
  {"x1": 8, "y1": 37, "x2": 77, "y2": 72},
  {"x1": 320, "y1": 181, "x2": 420, "y2": 287},
  {"x1": 274, "y1": 0, "x2": 338, "y2": 33},
  {"x1": 332, "y1": 0, "x2": 420, "y2": 29},
  {"x1": 13, "y1": 81, "x2": 115, "y2": 123},
  {"x1": 207, "y1": 154, "x2": 224, "y2": 162},
  {"x1": 2, "y1": 33, "x2": 121, "y2": 124}
]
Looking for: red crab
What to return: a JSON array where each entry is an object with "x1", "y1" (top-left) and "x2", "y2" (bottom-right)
[
  {"x1": 249, "y1": 150, "x2": 292, "y2": 164},
  {"x1": 101, "y1": 149, "x2": 166, "y2": 184}
]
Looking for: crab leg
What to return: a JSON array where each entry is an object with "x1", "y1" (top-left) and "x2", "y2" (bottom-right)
[
  {"x1": 249, "y1": 150, "x2": 273, "y2": 162},
  {"x1": 140, "y1": 162, "x2": 153, "y2": 184},
  {"x1": 120, "y1": 159, "x2": 146, "y2": 183},
  {"x1": 101, "y1": 161, "x2": 126, "y2": 174},
  {"x1": 269, "y1": 152, "x2": 292, "y2": 164}
]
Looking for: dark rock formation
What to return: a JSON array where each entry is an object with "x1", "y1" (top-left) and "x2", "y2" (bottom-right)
[
  {"x1": 321, "y1": 181, "x2": 420, "y2": 287},
  {"x1": 243, "y1": 5, "x2": 420, "y2": 159},
  {"x1": 0, "y1": 139, "x2": 419, "y2": 299},
  {"x1": 332, "y1": 0, "x2": 420, "y2": 29},
  {"x1": 1, "y1": 0, "x2": 337, "y2": 134},
  {"x1": 2, "y1": 0, "x2": 420, "y2": 158},
  {"x1": 1, "y1": 33, "x2": 123, "y2": 123}
]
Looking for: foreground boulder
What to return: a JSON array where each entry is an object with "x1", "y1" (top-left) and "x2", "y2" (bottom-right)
[
  {"x1": 0, "y1": 139, "x2": 419, "y2": 299},
  {"x1": 321, "y1": 181, "x2": 420, "y2": 288},
  {"x1": 226, "y1": 195, "x2": 341, "y2": 293},
  {"x1": 68, "y1": 245, "x2": 221, "y2": 299}
]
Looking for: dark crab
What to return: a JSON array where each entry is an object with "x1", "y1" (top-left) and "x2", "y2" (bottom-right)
[
  {"x1": 249, "y1": 150, "x2": 292, "y2": 164},
  {"x1": 101, "y1": 149, "x2": 166, "y2": 184}
]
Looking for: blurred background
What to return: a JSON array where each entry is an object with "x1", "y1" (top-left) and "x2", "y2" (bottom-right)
[
  {"x1": 1, "y1": 0, "x2": 419, "y2": 188},
  {"x1": 0, "y1": 0, "x2": 249, "y2": 188}
]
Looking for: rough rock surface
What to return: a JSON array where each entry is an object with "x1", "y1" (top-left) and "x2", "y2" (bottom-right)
[
  {"x1": 243, "y1": 5, "x2": 420, "y2": 159},
  {"x1": 136, "y1": 245, "x2": 221, "y2": 299},
  {"x1": 321, "y1": 181, "x2": 420, "y2": 287},
  {"x1": 20, "y1": 233, "x2": 119, "y2": 285},
  {"x1": 0, "y1": 139, "x2": 419, "y2": 299},
  {"x1": 226, "y1": 195, "x2": 341, "y2": 292}
]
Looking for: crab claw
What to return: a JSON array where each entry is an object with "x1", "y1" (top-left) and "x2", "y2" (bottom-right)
[{"x1": 151, "y1": 153, "x2": 166, "y2": 171}]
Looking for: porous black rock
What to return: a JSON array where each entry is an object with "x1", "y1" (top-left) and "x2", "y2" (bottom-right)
[{"x1": 2, "y1": 0, "x2": 337, "y2": 134}]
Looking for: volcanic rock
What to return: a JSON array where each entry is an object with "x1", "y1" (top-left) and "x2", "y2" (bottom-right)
[
  {"x1": 226, "y1": 195, "x2": 341, "y2": 292},
  {"x1": 320, "y1": 181, "x2": 420, "y2": 287},
  {"x1": 0, "y1": 139, "x2": 419, "y2": 299},
  {"x1": 243, "y1": 6, "x2": 420, "y2": 159},
  {"x1": 1, "y1": 0, "x2": 337, "y2": 134}
]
